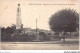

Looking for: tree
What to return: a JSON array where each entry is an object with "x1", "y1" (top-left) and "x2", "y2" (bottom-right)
[
  {"x1": 1, "y1": 27, "x2": 6, "y2": 33},
  {"x1": 11, "y1": 24, "x2": 16, "y2": 33},
  {"x1": 6, "y1": 24, "x2": 16, "y2": 34},
  {"x1": 49, "y1": 9, "x2": 79, "y2": 42},
  {"x1": 1, "y1": 24, "x2": 16, "y2": 41}
]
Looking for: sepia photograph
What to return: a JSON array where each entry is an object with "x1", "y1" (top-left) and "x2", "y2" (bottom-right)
[{"x1": 0, "y1": 0, "x2": 79, "y2": 50}]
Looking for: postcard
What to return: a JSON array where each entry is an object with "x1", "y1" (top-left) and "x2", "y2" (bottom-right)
[{"x1": 0, "y1": 0, "x2": 79, "y2": 50}]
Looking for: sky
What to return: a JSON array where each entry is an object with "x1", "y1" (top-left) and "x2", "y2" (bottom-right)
[{"x1": 0, "y1": 0, "x2": 79, "y2": 30}]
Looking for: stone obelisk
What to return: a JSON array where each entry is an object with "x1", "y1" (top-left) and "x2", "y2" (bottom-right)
[{"x1": 16, "y1": 4, "x2": 22, "y2": 29}]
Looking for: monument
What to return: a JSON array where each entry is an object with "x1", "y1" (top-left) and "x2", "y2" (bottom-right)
[{"x1": 16, "y1": 4, "x2": 22, "y2": 29}]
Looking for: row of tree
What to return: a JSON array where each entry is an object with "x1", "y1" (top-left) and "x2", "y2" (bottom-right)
[{"x1": 1, "y1": 24, "x2": 16, "y2": 41}]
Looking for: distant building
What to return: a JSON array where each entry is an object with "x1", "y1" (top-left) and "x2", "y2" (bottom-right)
[{"x1": 23, "y1": 28, "x2": 32, "y2": 33}]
